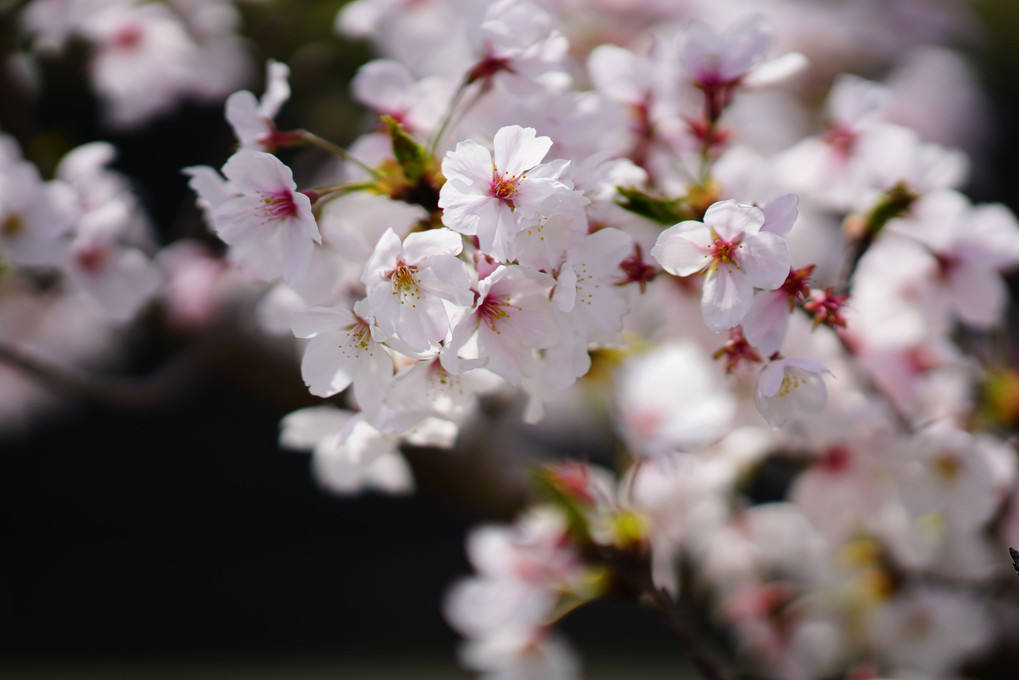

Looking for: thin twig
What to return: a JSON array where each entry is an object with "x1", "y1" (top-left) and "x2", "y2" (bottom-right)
[{"x1": 640, "y1": 584, "x2": 735, "y2": 680}]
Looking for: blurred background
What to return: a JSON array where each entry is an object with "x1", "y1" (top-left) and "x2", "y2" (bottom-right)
[{"x1": 1, "y1": 0, "x2": 1019, "y2": 677}]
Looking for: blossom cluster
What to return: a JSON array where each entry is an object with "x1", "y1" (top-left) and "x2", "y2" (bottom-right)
[{"x1": 2, "y1": 0, "x2": 1019, "y2": 679}]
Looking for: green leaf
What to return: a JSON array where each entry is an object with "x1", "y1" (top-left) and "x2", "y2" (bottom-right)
[
  {"x1": 616, "y1": 186, "x2": 687, "y2": 226},
  {"x1": 382, "y1": 115, "x2": 433, "y2": 185}
]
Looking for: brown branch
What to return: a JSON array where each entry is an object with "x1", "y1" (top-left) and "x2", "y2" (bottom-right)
[
  {"x1": 639, "y1": 581, "x2": 735, "y2": 680},
  {"x1": 0, "y1": 341, "x2": 204, "y2": 410}
]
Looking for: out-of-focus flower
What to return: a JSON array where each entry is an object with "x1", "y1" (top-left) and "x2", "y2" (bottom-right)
[
  {"x1": 226, "y1": 60, "x2": 291, "y2": 151},
  {"x1": 679, "y1": 15, "x2": 806, "y2": 89},
  {"x1": 615, "y1": 340, "x2": 736, "y2": 456},
  {"x1": 754, "y1": 357, "x2": 832, "y2": 428}
]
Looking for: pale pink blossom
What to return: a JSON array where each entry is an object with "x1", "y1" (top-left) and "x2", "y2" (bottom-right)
[
  {"x1": 80, "y1": 3, "x2": 202, "y2": 128},
  {"x1": 351, "y1": 59, "x2": 450, "y2": 134},
  {"x1": 754, "y1": 357, "x2": 833, "y2": 429},
  {"x1": 470, "y1": 0, "x2": 571, "y2": 92},
  {"x1": 886, "y1": 189, "x2": 1019, "y2": 329},
  {"x1": 651, "y1": 199, "x2": 790, "y2": 332},
  {"x1": 279, "y1": 406, "x2": 413, "y2": 496},
  {"x1": 64, "y1": 216, "x2": 162, "y2": 323},
  {"x1": 0, "y1": 135, "x2": 74, "y2": 268},
  {"x1": 225, "y1": 59, "x2": 291, "y2": 151},
  {"x1": 679, "y1": 15, "x2": 806, "y2": 89},
  {"x1": 441, "y1": 265, "x2": 557, "y2": 385},
  {"x1": 209, "y1": 150, "x2": 321, "y2": 287},
  {"x1": 361, "y1": 227, "x2": 473, "y2": 354},
  {"x1": 292, "y1": 299, "x2": 393, "y2": 413},
  {"x1": 867, "y1": 586, "x2": 991, "y2": 676},
  {"x1": 615, "y1": 341, "x2": 736, "y2": 456},
  {"x1": 438, "y1": 125, "x2": 575, "y2": 262}
]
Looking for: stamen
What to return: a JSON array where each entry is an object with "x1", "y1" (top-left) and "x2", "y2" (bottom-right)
[{"x1": 263, "y1": 190, "x2": 299, "y2": 220}]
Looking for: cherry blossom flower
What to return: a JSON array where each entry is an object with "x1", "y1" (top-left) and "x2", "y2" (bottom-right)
[
  {"x1": 445, "y1": 506, "x2": 587, "y2": 680},
  {"x1": 459, "y1": 630, "x2": 580, "y2": 680},
  {"x1": 360, "y1": 227, "x2": 474, "y2": 354},
  {"x1": 441, "y1": 264, "x2": 557, "y2": 385},
  {"x1": 754, "y1": 357, "x2": 833, "y2": 429},
  {"x1": 438, "y1": 125, "x2": 575, "y2": 262},
  {"x1": 80, "y1": 3, "x2": 202, "y2": 128},
  {"x1": 64, "y1": 215, "x2": 162, "y2": 323},
  {"x1": 468, "y1": 0, "x2": 571, "y2": 92},
  {"x1": 0, "y1": 135, "x2": 74, "y2": 268},
  {"x1": 895, "y1": 427, "x2": 1001, "y2": 533},
  {"x1": 279, "y1": 406, "x2": 413, "y2": 496},
  {"x1": 207, "y1": 150, "x2": 320, "y2": 287},
  {"x1": 291, "y1": 299, "x2": 393, "y2": 414},
  {"x1": 651, "y1": 199, "x2": 790, "y2": 332},
  {"x1": 53, "y1": 141, "x2": 162, "y2": 321},
  {"x1": 774, "y1": 74, "x2": 893, "y2": 210},
  {"x1": 351, "y1": 59, "x2": 450, "y2": 134},
  {"x1": 679, "y1": 15, "x2": 806, "y2": 90},
  {"x1": 866, "y1": 586, "x2": 991, "y2": 676},
  {"x1": 615, "y1": 341, "x2": 736, "y2": 456},
  {"x1": 226, "y1": 59, "x2": 291, "y2": 151},
  {"x1": 886, "y1": 189, "x2": 1019, "y2": 329}
]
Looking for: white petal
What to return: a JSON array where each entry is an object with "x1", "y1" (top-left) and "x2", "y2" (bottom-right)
[
  {"x1": 739, "y1": 231, "x2": 790, "y2": 289},
  {"x1": 225, "y1": 90, "x2": 263, "y2": 148},
  {"x1": 701, "y1": 266, "x2": 753, "y2": 332},
  {"x1": 441, "y1": 140, "x2": 493, "y2": 184},
  {"x1": 221, "y1": 149, "x2": 297, "y2": 195},
  {"x1": 291, "y1": 306, "x2": 354, "y2": 339},
  {"x1": 279, "y1": 406, "x2": 352, "y2": 450},
  {"x1": 260, "y1": 60, "x2": 291, "y2": 119},
  {"x1": 650, "y1": 222, "x2": 713, "y2": 276},
  {"x1": 402, "y1": 227, "x2": 463, "y2": 262},
  {"x1": 760, "y1": 193, "x2": 798, "y2": 237},
  {"x1": 351, "y1": 59, "x2": 412, "y2": 113},
  {"x1": 757, "y1": 360, "x2": 786, "y2": 398},
  {"x1": 743, "y1": 52, "x2": 808, "y2": 88},
  {"x1": 361, "y1": 228, "x2": 403, "y2": 286},
  {"x1": 950, "y1": 262, "x2": 1006, "y2": 328},
  {"x1": 417, "y1": 255, "x2": 474, "y2": 306},
  {"x1": 492, "y1": 125, "x2": 551, "y2": 176},
  {"x1": 301, "y1": 334, "x2": 356, "y2": 397},
  {"x1": 741, "y1": 290, "x2": 789, "y2": 355},
  {"x1": 703, "y1": 199, "x2": 765, "y2": 240}
]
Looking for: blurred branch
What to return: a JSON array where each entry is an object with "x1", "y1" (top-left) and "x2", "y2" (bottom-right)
[
  {"x1": 0, "y1": 339, "x2": 206, "y2": 410},
  {"x1": 641, "y1": 585, "x2": 734, "y2": 680}
]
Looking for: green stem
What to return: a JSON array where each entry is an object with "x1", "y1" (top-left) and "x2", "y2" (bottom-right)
[
  {"x1": 297, "y1": 130, "x2": 382, "y2": 179},
  {"x1": 429, "y1": 76, "x2": 486, "y2": 155}
]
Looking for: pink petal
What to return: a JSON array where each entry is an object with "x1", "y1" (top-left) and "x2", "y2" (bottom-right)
[
  {"x1": 650, "y1": 221, "x2": 713, "y2": 276},
  {"x1": 701, "y1": 266, "x2": 753, "y2": 331},
  {"x1": 739, "y1": 231, "x2": 790, "y2": 289},
  {"x1": 492, "y1": 125, "x2": 552, "y2": 176},
  {"x1": 703, "y1": 199, "x2": 765, "y2": 240}
]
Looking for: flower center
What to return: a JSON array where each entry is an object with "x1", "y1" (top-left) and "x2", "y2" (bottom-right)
[
  {"x1": 343, "y1": 316, "x2": 374, "y2": 353},
  {"x1": 708, "y1": 234, "x2": 742, "y2": 267},
  {"x1": 75, "y1": 245, "x2": 107, "y2": 274},
  {"x1": 776, "y1": 369, "x2": 803, "y2": 398},
  {"x1": 112, "y1": 24, "x2": 144, "y2": 50},
  {"x1": 1, "y1": 214, "x2": 25, "y2": 238},
  {"x1": 263, "y1": 191, "x2": 299, "y2": 220},
  {"x1": 477, "y1": 294, "x2": 512, "y2": 332},
  {"x1": 387, "y1": 262, "x2": 422, "y2": 306},
  {"x1": 933, "y1": 454, "x2": 961, "y2": 481},
  {"x1": 490, "y1": 170, "x2": 520, "y2": 205},
  {"x1": 390, "y1": 263, "x2": 417, "y2": 292}
]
